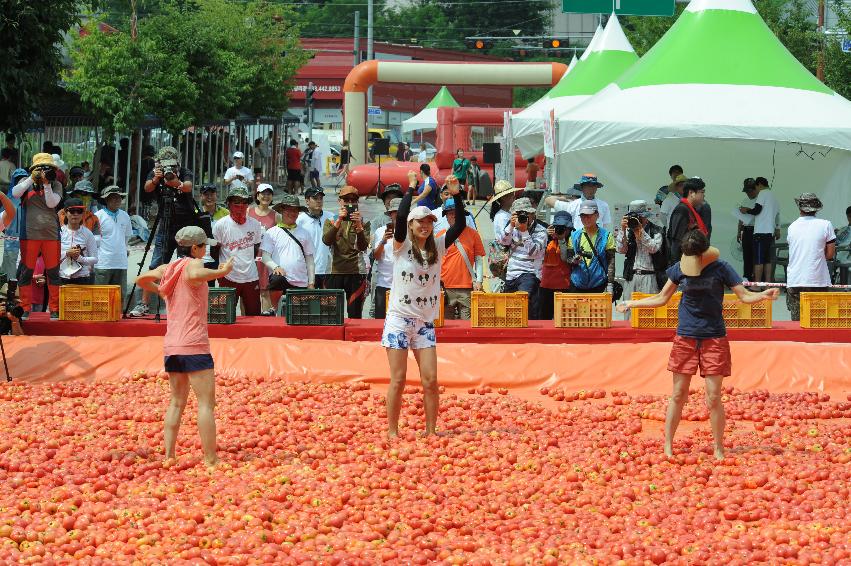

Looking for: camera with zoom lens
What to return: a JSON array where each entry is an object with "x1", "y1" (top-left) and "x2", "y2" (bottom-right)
[
  {"x1": 625, "y1": 211, "x2": 642, "y2": 229},
  {"x1": 345, "y1": 204, "x2": 358, "y2": 217},
  {"x1": 163, "y1": 170, "x2": 177, "y2": 182},
  {"x1": 554, "y1": 225, "x2": 567, "y2": 235},
  {"x1": 516, "y1": 212, "x2": 529, "y2": 224}
]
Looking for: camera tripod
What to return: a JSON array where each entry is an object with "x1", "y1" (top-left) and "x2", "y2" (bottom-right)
[{"x1": 123, "y1": 186, "x2": 177, "y2": 323}]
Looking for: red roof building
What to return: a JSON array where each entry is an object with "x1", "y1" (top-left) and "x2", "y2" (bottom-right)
[{"x1": 291, "y1": 39, "x2": 514, "y2": 131}]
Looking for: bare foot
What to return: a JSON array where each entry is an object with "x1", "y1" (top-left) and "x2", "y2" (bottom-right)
[
  {"x1": 387, "y1": 430, "x2": 399, "y2": 440},
  {"x1": 204, "y1": 457, "x2": 221, "y2": 469},
  {"x1": 664, "y1": 446, "x2": 674, "y2": 458},
  {"x1": 162, "y1": 457, "x2": 178, "y2": 469},
  {"x1": 713, "y1": 448, "x2": 725, "y2": 461}
]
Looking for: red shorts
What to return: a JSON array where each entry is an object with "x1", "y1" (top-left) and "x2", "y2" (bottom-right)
[{"x1": 667, "y1": 335, "x2": 732, "y2": 377}]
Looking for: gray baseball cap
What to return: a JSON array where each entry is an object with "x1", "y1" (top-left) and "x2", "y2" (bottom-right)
[{"x1": 175, "y1": 226, "x2": 216, "y2": 247}]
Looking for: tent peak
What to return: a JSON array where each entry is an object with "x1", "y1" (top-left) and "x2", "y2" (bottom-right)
[
  {"x1": 591, "y1": 13, "x2": 635, "y2": 54},
  {"x1": 686, "y1": 0, "x2": 757, "y2": 15},
  {"x1": 579, "y1": 24, "x2": 604, "y2": 61},
  {"x1": 424, "y1": 86, "x2": 459, "y2": 110}
]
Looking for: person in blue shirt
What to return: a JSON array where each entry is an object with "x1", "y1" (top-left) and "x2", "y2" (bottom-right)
[
  {"x1": 413, "y1": 163, "x2": 439, "y2": 210},
  {"x1": 618, "y1": 230, "x2": 778, "y2": 461}
]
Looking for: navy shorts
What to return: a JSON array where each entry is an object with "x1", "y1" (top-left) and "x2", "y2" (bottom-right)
[
  {"x1": 164, "y1": 354, "x2": 214, "y2": 373},
  {"x1": 752, "y1": 234, "x2": 774, "y2": 264}
]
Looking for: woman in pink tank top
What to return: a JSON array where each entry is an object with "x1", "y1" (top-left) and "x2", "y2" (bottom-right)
[
  {"x1": 250, "y1": 183, "x2": 280, "y2": 315},
  {"x1": 137, "y1": 226, "x2": 234, "y2": 468}
]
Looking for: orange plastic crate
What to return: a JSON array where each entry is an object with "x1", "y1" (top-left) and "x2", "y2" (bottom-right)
[
  {"x1": 631, "y1": 292, "x2": 772, "y2": 329},
  {"x1": 385, "y1": 290, "x2": 444, "y2": 327},
  {"x1": 800, "y1": 292, "x2": 851, "y2": 328},
  {"x1": 59, "y1": 285, "x2": 122, "y2": 322},
  {"x1": 471, "y1": 292, "x2": 528, "y2": 328},
  {"x1": 554, "y1": 292, "x2": 612, "y2": 328}
]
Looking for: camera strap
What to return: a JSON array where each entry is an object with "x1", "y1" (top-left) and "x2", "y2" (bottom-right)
[
  {"x1": 582, "y1": 230, "x2": 607, "y2": 270},
  {"x1": 281, "y1": 226, "x2": 308, "y2": 262}
]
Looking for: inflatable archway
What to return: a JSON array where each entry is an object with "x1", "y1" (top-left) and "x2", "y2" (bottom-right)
[{"x1": 343, "y1": 61, "x2": 568, "y2": 167}]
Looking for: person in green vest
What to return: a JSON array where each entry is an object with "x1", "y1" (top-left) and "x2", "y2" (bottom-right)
[{"x1": 452, "y1": 149, "x2": 471, "y2": 204}]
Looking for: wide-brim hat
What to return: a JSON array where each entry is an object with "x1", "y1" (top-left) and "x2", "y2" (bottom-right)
[
  {"x1": 509, "y1": 197, "x2": 536, "y2": 214},
  {"x1": 680, "y1": 246, "x2": 720, "y2": 277},
  {"x1": 493, "y1": 180, "x2": 523, "y2": 202},
  {"x1": 794, "y1": 192, "x2": 823, "y2": 213},
  {"x1": 578, "y1": 174, "x2": 603, "y2": 188},
  {"x1": 272, "y1": 194, "x2": 305, "y2": 213},
  {"x1": 72, "y1": 180, "x2": 97, "y2": 195},
  {"x1": 379, "y1": 184, "x2": 403, "y2": 200},
  {"x1": 100, "y1": 185, "x2": 127, "y2": 199},
  {"x1": 30, "y1": 153, "x2": 56, "y2": 170}
]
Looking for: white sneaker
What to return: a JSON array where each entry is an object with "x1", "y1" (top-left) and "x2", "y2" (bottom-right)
[{"x1": 128, "y1": 303, "x2": 150, "y2": 318}]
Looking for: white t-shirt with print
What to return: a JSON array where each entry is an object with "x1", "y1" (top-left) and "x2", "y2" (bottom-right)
[
  {"x1": 213, "y1": 216, "x2": 262, "y2": 283},
  {"x1": 260, "y1": 225, "x2": 314, "y2": 288},
  {"x1": 372, "y1": 224, "x2": 395, "y2": 289},
  {"x1": 388, "y1": 236, "x2": 446, "y2": 322},
  {"x1": 754, "y1": 189, "x2": 780, "y2": 235},
  {"x1": 786, "y1": 216, "x2": 835, "y2": 288}
]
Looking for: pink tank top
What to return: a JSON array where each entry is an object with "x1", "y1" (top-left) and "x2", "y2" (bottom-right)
[
  {"x1": 161, "y1": 259, "x2": 210, "y2": 356},
  {"x1": 249, "y1": 207, "x2": 277, "y2": 230}
]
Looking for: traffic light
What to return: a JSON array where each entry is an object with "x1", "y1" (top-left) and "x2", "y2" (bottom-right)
[
  {"x1": 306, "y1": 84, "x2": 316, "y2": 108},
  {"x1": 465, "y1": 38, "x2": 494, "y2": 50},
  {"x1": 543, "y1": 39, "x2": 566, "y2": 49}
]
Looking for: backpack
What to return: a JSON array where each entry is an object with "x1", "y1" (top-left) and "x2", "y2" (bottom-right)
[{"x1": 487, "y1": 239, "x2": 510, "y2": 280}]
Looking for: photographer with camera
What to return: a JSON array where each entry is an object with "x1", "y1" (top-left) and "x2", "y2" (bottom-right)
[
  {"x1": 497, "y1": 197, "x2": 547, "y2": 319},
  {"x1": 617, "y1": 200, "x2": 666, "y2": 298},
  {"x1": 129, "y1": 146, "x2": 195, "y2": 317},
  {"x1": 562, "y1": 201, "x2": 616, "y2": 295},
  {"x1": 322, "y1": 186, "x2": 370, "y2": 318},
  {"x1": 12, "y1": 153, "x2": 63, "y2": 319},
  {"x1": 539, "y1": 211, "x2": 574, "y2": 320}
]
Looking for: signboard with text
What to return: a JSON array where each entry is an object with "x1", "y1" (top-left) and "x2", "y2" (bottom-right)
[{"x1": 563, "y1": 0, "x2": 674, "y2": 16}]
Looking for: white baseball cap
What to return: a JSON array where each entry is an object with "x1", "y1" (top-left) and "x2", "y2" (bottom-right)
[
  {"x1": 256, "y1": 183, "x2": 274, "y2": 194},
  {"x1": 233, "y1": 151, "x2": 245, "y2": 159},
  {"x1": 407, "y1": 205, "x2": 437, "y2": 222}
]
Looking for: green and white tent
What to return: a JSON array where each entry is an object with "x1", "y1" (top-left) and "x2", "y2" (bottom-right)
[
  {"x1": 556, "y1": 0, "x2": 851, "y2": 255},
  {"x1": 401, "y1": 86, "x2": 459, "y2": 133},
  {"x1": 513, "y1": 17, "x2": 638, "y2": 159}
]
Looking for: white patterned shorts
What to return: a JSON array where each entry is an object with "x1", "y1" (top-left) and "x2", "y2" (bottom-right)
[{"x1": 381, "y1": 314, "x2": 437, "y2": 350}]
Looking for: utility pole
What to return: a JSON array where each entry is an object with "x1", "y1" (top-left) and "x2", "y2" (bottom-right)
[
  {"x1": 817, "y1": 0, "x2": 825, "y2": 82},
  {"x1": 367, "y1": 0, "x2": 374, "y2": 110},
  {"x1": 353, "y1": 11, "x2": 360, "y2": 67}
]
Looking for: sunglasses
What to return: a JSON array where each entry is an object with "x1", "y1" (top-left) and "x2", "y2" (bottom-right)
[{"x1": 66, "y1": 208, "x2": 85, "y2": 214}]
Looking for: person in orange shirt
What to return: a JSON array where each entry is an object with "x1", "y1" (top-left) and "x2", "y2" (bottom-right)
[
  {"x1": 539, "y1": 210, "x2": 573, "y2": 319},
  {"x1": 436, "y1": 198, "x2": 484, "y2": 319}
]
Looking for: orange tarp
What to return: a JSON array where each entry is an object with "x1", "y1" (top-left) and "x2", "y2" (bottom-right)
[{"x1": 5, "y1": 336, "x2": 850, "y2": 397}]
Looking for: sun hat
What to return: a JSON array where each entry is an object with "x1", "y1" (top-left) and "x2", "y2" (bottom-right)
[
  {"x1": 71, "y1": 180, "x2": 97, "y2": 195},
  {"x1": 552, "y1": 210, "x2": 572, "y2": 227},
  {"x1": 680, "y1": 246, "x2": 721, "y2": 277},
  {"x1": 256, "y1": 182, "x2": 274, "y2": 194},
  {"x1": 272, "y1": 194, "x2": 303, "y2": 213},
  {"x1": 30, "y1": 153, "x2": 56, "y2": 170},
  {"x1": 510, "y1": 197, "x2": 536, "y2": 214},
  {"x1": 579, "y1": 200, "x2": 599, "y2": 215},
  {"x1": 339, "y1": 185, "x2": 359, "y2": 198},
  {"x1": 408, "y1": 205, "x2": 437, "y2": 222},
  {"x1": 627, "y1": 200, "x2": 650, "y2": 217},
  {"x1": 578, "y1": 174, "x2": 603, "y2": 188},
  {"x1": 175, "y1": 226, "x2": 216, "y2": 247},
  {"x1": 156, "y1": 146, "x2": 180, "y2": 168},
  {"x1": 794, "y1": 192, "x2": 823, "y2": 213},
  {"x1": 100, "y1": 185, "x2": 127, "y2": 199},
  {"x1": 233, "y1": 151, "x2": 245, "y2": 159},
  {"x1": 493, "y1": 180, "x2": 523, "y2": 201},
  {"x1": 226, "y1": 182, "x2": 251, "y2": 201},
  {"x1": 385, "y1": 198, "x2": 402, "y2": 214}
]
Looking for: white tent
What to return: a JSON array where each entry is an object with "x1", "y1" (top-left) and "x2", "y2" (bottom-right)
[
  {"x1": 513, "y1": 17, "x2": 637, "y2": 159},
  {"x1": 557, "y1": 0, "x2": 851, "y2": 261},
  {"x1": 401, "y1": 86, "x2": 459, "y2": 133}
]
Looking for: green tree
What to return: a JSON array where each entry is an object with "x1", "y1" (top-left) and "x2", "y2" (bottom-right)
[
  {"x1": 620, "y1": 4, "x2": 686, "y2": 56},
  {"x1": 0, "y1": 0, "x2": 95, "y2": 135},
  {"x1": 825, "y1": 0, "x2": 851, "y2": 100},
  {"x1": 66, "y1": 0, "x2": 307, "y2": 136}
]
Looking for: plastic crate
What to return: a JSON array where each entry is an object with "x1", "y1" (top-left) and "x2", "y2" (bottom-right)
[
  {"x1": 631, "y1": 292, "x2": 773, "y2": 329},
  {"x1": 59, "y1": 285, "x2": 122, "y2": 322},
  {"x1": 722, "y1": 296, "x2": 772, "y2": 328},
  {"x1": 471, "y1": 292, "x2": 528, "y2": 328},
  {"x1": 554, "y1": 292, "x2": 612, "y2": 328},
  {"x1": 630, "y1": 292, "x2": 680, "y2": 329},
  {"x1": 800, "y1": 292, "x2": 851, "y2": 328},
  {"x1": 285, "y1": 289, "x2": 345, "y2": 326},
  {"x1": 208, "y1": 288, "x2": 237, "y2": 324},
  {"x1": 385, "y1": 290, "x2": 444, "y2": 327}
]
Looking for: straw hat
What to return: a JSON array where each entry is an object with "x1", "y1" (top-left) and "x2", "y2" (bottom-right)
[
  {"x1": 680, "y1": 246, "x2": 720, "y2": 277},
  {"x1": 493, "y1": 180, "x2": 523, "y2": 201}
]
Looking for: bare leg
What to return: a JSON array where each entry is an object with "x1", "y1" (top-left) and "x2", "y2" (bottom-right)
[
  {"x1": 385, "y1": 348, "x2": 408, "y2": 438},
  {"x1": 753, "y1": 264, "x2": 765, "y2": 290},
  {"x1": 260, "y1": 290, "x2": 272, "y2": 312},
  {"x1": 188, "y1": 369, "x2": 218, "y2": 466},
  {"x1": 664, "y1": 373, "x2": 692, "y2": 458},
  {"x1": 164, "y1": 373, "x2": 191, "y2": 461},
  {"x1": 413, "y1": 347, "x2": 439, "y2": 436},
  {"x1": 703, "y1": 375, "x2": 726, "y2": 460}
]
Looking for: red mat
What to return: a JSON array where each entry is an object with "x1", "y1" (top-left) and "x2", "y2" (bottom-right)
[{"x1": 21, "y1": 313, "x2": 851, "y2": 344}]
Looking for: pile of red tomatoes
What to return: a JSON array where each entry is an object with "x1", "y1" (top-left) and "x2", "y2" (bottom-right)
[{"x1": 0, "y1": 373, "x2": 849, "y2": 564}]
